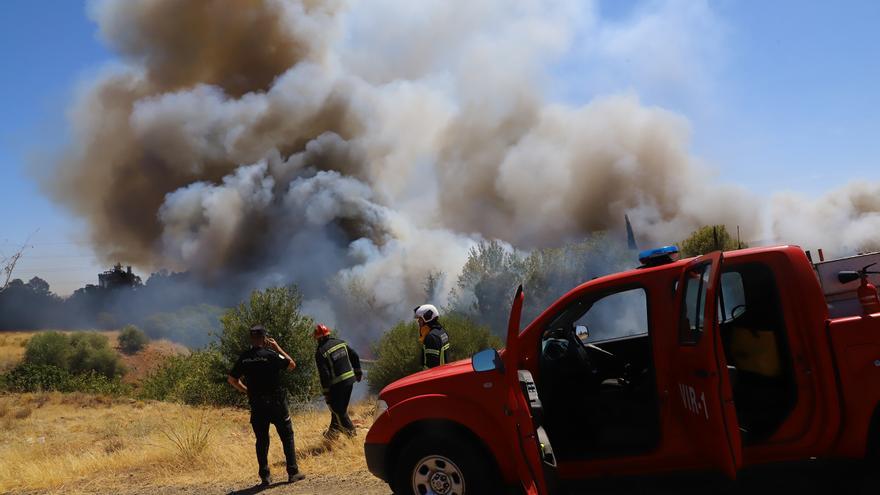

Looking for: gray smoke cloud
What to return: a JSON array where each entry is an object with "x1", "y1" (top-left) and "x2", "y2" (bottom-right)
[{"x1": 37, "y1": 0, "x2": 880, "y2": 339}]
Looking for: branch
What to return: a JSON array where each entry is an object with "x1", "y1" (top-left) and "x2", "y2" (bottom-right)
[{"x1": 0, "y1": 233, "x2": 35, "y2": 294}]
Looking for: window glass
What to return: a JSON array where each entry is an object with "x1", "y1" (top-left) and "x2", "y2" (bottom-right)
[
  {"x1": 575, "y1": 288, "x2": 648, "y2": 343},
  {"x1": 680, "y1": 262, "x2": 712, "y2": 344},
  {"x1": 718, "y1": 272, "x2": 745, "y2": 323}
]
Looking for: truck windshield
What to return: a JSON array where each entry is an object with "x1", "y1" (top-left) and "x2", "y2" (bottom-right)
[{"x1": 575, "y1": 288, "x2": 649, "y2": 343}]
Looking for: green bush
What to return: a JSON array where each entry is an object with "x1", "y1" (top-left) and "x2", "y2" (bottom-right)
[
  {"x1": 23, "y1": 332, "x2": 70, "y2": 369},
  {"x1": 67, "y1": 333, "x2": 124, "y2": 378},
  {"x1": 218, "y1": 286, "x2": 319, "y2": 405},
  {"x1": 23, "y1": 331, "x2": 124, "y2": 379},
  {"x1": 0, "y1": 363, "x2": 129, "y2": 395},
  {"x1": 1, "y1": 363, "x2": 69, "y2": 392},
  {"x1": 118, "y1": 325, "x2": 149, "y2": 354},
  {"x1": 139, "y1": 350, "x2": 243, "y2": 407},
  {"x1": 368, "y1": 312, "x2": 502, "y2": 393}
]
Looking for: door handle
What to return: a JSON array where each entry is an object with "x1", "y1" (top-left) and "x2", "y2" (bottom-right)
[{"x1": 694, "y1": 369, "x2": 710, "y2": 378}]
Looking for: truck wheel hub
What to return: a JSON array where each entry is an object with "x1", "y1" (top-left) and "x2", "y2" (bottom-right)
[
  {"x1": 430, "y1": 472, "x2": 450, "y2": 492},
  {"x1": 412, "y1": 455, "x2": 464, "y2": 495}
]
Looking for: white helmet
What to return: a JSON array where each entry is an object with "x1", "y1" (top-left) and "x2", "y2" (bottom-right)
[{"x1": 414, "y1": 304, "x2": 439, "y2": 323}]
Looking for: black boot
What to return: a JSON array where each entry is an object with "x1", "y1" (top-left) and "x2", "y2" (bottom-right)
[{"x1": 288, "y1": 472, "x2": 305, "y2": 483}]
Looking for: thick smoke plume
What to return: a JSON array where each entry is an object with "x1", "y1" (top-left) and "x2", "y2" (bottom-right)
[{"x1": 38, "y1": 0, "x2": 880, "y2": 339}]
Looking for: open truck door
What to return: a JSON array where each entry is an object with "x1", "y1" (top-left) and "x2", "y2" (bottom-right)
[
  {"x1": 500, "y1": 285, "x2": 557, "y2": 495},
  {"x1": 673, "y1": 251, "x2": 743, "y2": 479}
]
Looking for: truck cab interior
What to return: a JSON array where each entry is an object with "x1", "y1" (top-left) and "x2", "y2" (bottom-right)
[
  {"x1": 535, "y1": 260, "x2": 800, "y2": 464},
  {"x1": 537, "y1": 287, "x2": 661, "y2": 461},
  {"x1": 718, "y1": 262, "x2": 798, "y2": 444}
]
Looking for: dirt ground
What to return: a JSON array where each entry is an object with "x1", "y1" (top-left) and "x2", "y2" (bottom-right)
[
  {"x1": 13, "y1": 473, "x2": 391, "y2": 495},
  {"x1": 0, "y1": 393, "x2": 388, "y2": 495}
]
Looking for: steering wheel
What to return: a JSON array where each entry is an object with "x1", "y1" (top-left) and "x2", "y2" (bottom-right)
[{"x1": 728, "y1": 304, "x2": 747, "y2": 321}]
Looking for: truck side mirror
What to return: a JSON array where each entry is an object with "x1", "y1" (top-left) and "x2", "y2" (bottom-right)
[
  {"x1": 472, "y1": 348, "x2": 504, "y2": 374},
  {"x1": 838, "y1": 271, "x2": 861, "y2": 284}
]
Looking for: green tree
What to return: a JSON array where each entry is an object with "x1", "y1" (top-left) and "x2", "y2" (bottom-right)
[
  {"x1": 118, "y1": 324, "x2": 149, "y2": 354},
  {"x1": 450, "y1": 240, "x2": 525, "y2": 334},
  {"x1": 679, "y1": 225, "x2": 744, "y2": 257},
  {"x1": 368, "y1": 312, "x2": 502, "y2": 393},
  {"x1": 218, "y1": 286, "x2": 318, "y2": 404},
  {"x1": 450, "y1": 235, "x2": 632, "y2": 333}
]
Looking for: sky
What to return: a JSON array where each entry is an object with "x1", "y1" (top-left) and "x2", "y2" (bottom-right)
[{"x1": 0, "y1": 0, "x2": 878, "y2": 295}]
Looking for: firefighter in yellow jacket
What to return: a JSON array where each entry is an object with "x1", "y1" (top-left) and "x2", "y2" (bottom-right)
[
  {"x1": 314, "y1": 324, "x2": 362, "y2": 438},
  {"x1": 414, "y1": 304, "x2": 451, "y2": 369}
]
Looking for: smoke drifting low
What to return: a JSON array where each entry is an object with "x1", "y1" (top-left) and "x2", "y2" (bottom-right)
[{"x1": 38, "y1": 0, "x2": 880, "y2": 337}]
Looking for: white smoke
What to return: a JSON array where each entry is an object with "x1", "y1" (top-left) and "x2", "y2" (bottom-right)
[{"x1": 37, "y1": 0, "x2": 880, "y2": 341}]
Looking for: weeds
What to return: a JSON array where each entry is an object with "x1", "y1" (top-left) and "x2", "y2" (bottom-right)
[
  {"x1": 158, "y1": 407, "x2": 214, "y2": 462},
  {"x1": 13, "y1": 406, "x2": 32, "y2": 419},
  {"x1": 27, "y1": 392, "x2": 50, "y2": 408},
  {"x1": 103, "y1": 437, "x2": 126, "y2": 454}
]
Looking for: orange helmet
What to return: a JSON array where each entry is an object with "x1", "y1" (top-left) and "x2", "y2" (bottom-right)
[{"x1": 314, "y1": 323, "x2": 331, "y2": 339}]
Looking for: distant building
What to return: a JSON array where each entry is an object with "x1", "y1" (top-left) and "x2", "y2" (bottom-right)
[{"x1": 98, "y1": 263, "x2": 142, "y2": 290}]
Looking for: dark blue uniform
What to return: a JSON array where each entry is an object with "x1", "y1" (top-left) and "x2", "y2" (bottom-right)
[
  {"x1": 230, "y1": 347, "x2": 299, "y2": 479},
  {"x1": 422, "y1": 322, "x2": 451, "y2": 369}
]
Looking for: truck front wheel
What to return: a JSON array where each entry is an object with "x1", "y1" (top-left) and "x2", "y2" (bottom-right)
[{"x1": 391, "y1": 432, "x2": 500, "y2": 495}]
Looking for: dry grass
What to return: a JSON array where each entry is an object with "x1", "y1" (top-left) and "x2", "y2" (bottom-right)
[
  {"x1": 0, "y1": 331, "x2": 34, "y2": 372},
  {"x1": 0, "y1": 392, "x2": 379, "y2": 494}
]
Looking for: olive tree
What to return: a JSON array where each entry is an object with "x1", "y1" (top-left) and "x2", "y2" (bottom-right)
[
  {"x1": 679, "y1": 225, "x2": 745, "y2": 257},
  {"x1": 218, "y1": 286, "x2": 319, "y2": 404}
]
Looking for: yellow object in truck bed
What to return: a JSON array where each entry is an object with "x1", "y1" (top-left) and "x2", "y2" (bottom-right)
[{"x1": 729, "y1": 326, "x2": 782, "y2": 378}]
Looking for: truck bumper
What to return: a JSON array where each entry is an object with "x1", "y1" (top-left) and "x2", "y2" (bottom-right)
[{"x1": 364, "y1": 442, "x2": 389, "y2": 482}]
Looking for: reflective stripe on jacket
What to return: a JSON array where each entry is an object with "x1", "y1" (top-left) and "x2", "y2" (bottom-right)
[
  {"x1": 422, "y1": 325, "x2": 450, "y2": 369},
  {"x1": 315, "y1": 337, "x2": 361, "y2": 393}
]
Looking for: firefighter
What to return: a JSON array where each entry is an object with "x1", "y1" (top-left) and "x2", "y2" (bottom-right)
[
  {"x1": 314, "y1": 323, "x2": 362, "y2": 439},
  {"x1": 227, "y1": 325, "x2": 305, "y2": 486},
  {"x1": 414, "y1": 304, "x2": 450, "y2": 369}
]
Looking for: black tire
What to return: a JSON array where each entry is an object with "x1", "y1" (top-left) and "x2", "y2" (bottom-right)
[{"x1": 390, "y1": 431, "x2": 500, "y2": 495}]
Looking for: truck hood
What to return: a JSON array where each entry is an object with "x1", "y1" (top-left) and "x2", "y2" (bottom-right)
[{"x1": 379, "y1": 359, "x2": 475, "y2": 402}]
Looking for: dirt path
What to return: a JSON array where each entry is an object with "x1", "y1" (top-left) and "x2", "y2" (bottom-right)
[{"x1": 16, "y1": 473, "x2": 391, "y2": 495}]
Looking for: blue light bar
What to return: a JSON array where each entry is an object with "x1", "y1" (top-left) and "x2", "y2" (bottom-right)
[{"x1": 638, "y1": 245, "x2": 680, "y2": 266}]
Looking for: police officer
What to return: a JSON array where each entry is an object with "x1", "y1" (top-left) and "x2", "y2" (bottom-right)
[
  {"x1": 314, "y1": 323, "x2": 362, "y2": 438},
  {"x1": 227, "y1": 325, "x2": 305, "y2": 486},
  {"x1": 414, "y1": 304, "x2": 450, "y2": 369}
]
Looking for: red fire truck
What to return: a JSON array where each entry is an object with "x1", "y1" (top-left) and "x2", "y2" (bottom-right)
[{"x1": 364, "y1": 245, "x2": 880, "y2": 494}]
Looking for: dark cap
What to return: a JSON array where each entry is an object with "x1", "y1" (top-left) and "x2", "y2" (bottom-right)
[{"x1": 249, "y1": 325, "x2": 267, "y2": 336}]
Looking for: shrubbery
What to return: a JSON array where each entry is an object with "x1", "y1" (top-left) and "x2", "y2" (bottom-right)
[
  {"x1": 139, "y1": 350, "x2": 243, "y2": 406},
  {"x1": 118, "y1": 325, "x2": 149, "y2": 354},
  {"x1": 24, "y1": 331, "x2": 123, "y2": 378},
  {"x1": 368, "y1": 312, "x2": 502, "y2": 392},
  {"x1": 3, "y1": 331, "x2": 128, "y2": 394},
  {"x1": 0, "y1": 363, "x2": 129, "y2": 395},
  {"x1": 218, "y1": 286, "x2": 319, "y2": 404},
  {"x1": 22, "y1": 331, "x2": 69, "y2": 369}
]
